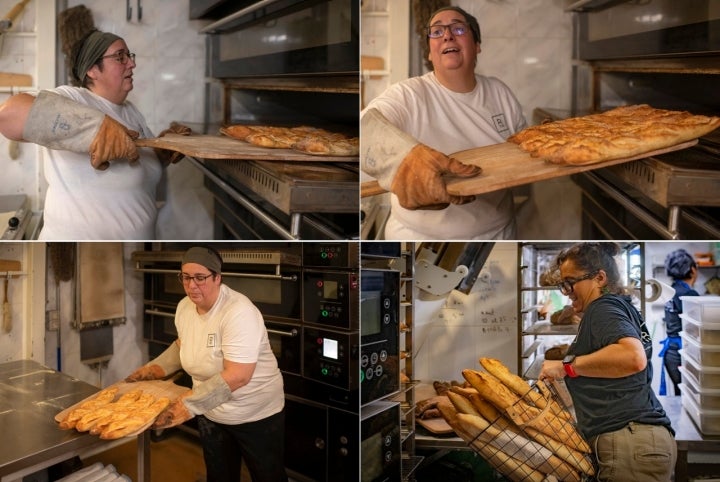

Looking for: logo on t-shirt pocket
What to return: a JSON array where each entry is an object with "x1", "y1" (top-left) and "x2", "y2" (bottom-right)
[
  {"x1": 207, "y1": 333, "x2": 217, "y2": 347},
  {"x1": 492, "y1": 113, "x2": 509, "y2": 134}
]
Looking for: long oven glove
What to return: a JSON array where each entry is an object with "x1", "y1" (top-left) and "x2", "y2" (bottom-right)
[
  {"x1": 152, "y1": 373, "x2": 232, "y2": 429},
  {"x1": 124, "y1": 340, "x2": 182, "y2": 382},
  {"x1": 155, "y1": 121, "x2": 192, "y2": 166},
  {"x1": 22, "y1": 90, "x2": 140, "y2": 170},
  {"x1": 361, "y1": 108, "x2": 481, "y2": 210}
]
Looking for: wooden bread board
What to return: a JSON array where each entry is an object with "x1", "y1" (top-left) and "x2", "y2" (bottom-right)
[
  {"x1": 54, "y1": 380, "x2": 188, "y2": 438},
  {"x1": 0, "y1": 259, "x2": 21, "y2": 272},
  {"x1": 135, "y1": 134, "x2": 358, "y2": 162},
  {"x1": 361, "y1": 139, "x2": 697, "y2": 197}
]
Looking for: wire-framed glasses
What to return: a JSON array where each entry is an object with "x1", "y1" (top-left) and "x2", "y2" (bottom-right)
[
  {"x1": 102, "y1": 51, "x2": 136, "y2": 65},
  {"x1": 178, "y1": 273, "x2": 214, "y2": 285},
  {"x1": 426, "y1": 22, "x2": 469, "y2": 39},
  {"x1": 557, "y1": 271, "x2": 597, "y2": 295}
]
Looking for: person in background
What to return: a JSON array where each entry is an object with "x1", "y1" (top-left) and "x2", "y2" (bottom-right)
[
  {"x1": 659, "y1": 248, "x2": 699, "y2": 396},
  {"x1": 361, "y1": 6, "x2": 527, "y2": 239},
  {"x1": 125, "y1": 246, "x2": 288, "y2": 482},
  {"x1": 539, "y1": 243, "x2": 676, "y2": 482},
  {"x1": 0, "y1": 29, "x2": 188, "y2": 240}
]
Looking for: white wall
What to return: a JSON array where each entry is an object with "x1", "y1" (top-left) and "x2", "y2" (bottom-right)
[
  {"x1": 0, "y1": 0, "x2": 214, "y2": 239},
  {"x1": 412, "y1": 242, "x2": 518, "y2": 383}
]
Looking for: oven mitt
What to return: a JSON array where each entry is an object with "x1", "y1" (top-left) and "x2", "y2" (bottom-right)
[
  {"x1": 152, "y1": 390, "x2": 194, "y2": 429},
  {"x1": 361, "y1": 108, "x2": 480, "y2": 210},
  {"x1": 155, "y1": 121, "x2": 192, "y2": 166},
  {"x1": 125, "y1": 340, "x2": 182, "y2": 382},
  {"x1": 22, "y1": 90, "x2": 139, "y2": 170}
]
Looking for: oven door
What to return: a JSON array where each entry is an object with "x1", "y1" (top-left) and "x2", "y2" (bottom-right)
[
  {"x1": 266, "y1": 320, "x2": 301, "y2": 376},
  {"x1": 206, "y1": 0, "x2": 358, "y2": 77}
]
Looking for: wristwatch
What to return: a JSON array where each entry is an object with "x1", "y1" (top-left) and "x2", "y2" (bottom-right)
[{"x1": 562, "y1": 354, "x2": 579, "y2": 378}]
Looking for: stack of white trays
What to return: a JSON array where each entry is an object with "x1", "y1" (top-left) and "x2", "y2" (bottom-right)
[{"x1": 678, "y1": 295, "x2": 720, "y2": 435}]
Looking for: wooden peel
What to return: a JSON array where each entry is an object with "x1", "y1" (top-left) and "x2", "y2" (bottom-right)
[
  {"x1": 135, "y1": 134, "x2": 358, "y2": 162},
  {"x1": 361, "y1": 139, "x2": 698, "y2": 197}
]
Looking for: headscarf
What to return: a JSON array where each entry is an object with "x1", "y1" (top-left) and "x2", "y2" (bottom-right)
[
  {"x1": 73, "y1": 30, "x2": 121, "y2": 85},
  {"x1": 182, "y1": 247, "x2": 223, "y2": 274}
]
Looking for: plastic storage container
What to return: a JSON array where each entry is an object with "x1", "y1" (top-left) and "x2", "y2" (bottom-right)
[
  {"x1": 681, "y1": 313, "x2": 720, "y2": 345},
  {"x1": 682, "y1": 387, "x2": 720, "y2": 435},
  {"x1": 680, "y1": 371, "x2": 720, "y2": 410},
  {"x1": 680, "y1": 296, "x2": 720, "y2": 323},
  {"x1": 680, "y1": 332, "x2": 720, "y2": 367},
  {"x1": 680, "y1": 350, "x2": 720, "y2": 389}
]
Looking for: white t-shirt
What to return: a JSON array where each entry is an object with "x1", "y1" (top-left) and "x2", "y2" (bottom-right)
[
  {"x1": 175, "y1": 284, "x2": 285, "y2": 425},
  {"x1": 364, "y1": 72, "x2": 527, "y2": 240},
  {"x1": 38, "y1": 86, "x2": 162, "y2": 240}
]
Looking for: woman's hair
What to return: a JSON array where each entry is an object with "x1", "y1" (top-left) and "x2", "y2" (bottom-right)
[
  {"x1": 555, "y1": 242, "x2": 625, "y2": 295},
  {"x1": 664, "y1": 249, "x2": 696, "y2": 280}
]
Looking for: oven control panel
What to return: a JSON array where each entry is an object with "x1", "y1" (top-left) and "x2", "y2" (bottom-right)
[
  {"x1": 303, "y1": 327, "x2": 359, "y2": 391},
  {"x1": 303, "y1": 242, "x2": 359, "y2": 269},
  {"x1": 303, "y1": 269, "x2": 359, "y2": 330}
]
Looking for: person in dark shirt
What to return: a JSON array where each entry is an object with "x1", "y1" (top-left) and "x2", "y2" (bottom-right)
[
  {"x1": 660, "y1": 249, "x2": 699, "y2": 396},
  {"x1": 540, "y1": 243, "x2": 675, "y2": 482}
]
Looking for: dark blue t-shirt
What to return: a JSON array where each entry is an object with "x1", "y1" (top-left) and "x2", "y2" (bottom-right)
[{"x1": 565, "y1": 294, "x2": 673, "y2": 439}]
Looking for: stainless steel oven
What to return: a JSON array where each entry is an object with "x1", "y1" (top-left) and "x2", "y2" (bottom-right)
[
  {"x1": 196, "y1": 0, "x2": 359, "y2": 77},
  {"x1": 570, "y1": 0, "x2": 720, "y2": 239},
  {"x1": 132, "y1": 245, "x2": 303, "y2": 344},
  {"x1": 360, "y1": 269, "x2": 400, "y2": 406}
]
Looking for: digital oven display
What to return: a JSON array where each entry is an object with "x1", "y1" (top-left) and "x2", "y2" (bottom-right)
[
  {"x1": 323, "y1": 280, "x2": 338, "y2": 300},
  {"x1": 323, "y1": 338, "x2": 339, "y2": 360},
  {"x1": 360, "y1": 294, "x2": 381, "y2": 337}
]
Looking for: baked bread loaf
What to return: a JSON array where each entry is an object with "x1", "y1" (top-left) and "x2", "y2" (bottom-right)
[
  {"x1": 220, "y1": 124, "x2": 358, "y2": 156},
  {"x1": 508, "y1": 104, "x2": 720, "y2": 165},
  {"x1": 550, "y1": 305, "x2": 580, "y2": 325}
]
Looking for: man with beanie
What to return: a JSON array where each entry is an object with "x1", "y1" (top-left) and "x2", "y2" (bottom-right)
[
  {"x1": 0, "y1": 29, "x2": 189, "y2": 239},
  {"x1": 361, "y1": 5, "x2": 527, "y2": 239},
  {"x1": 125, "y1": 246, "x2": 288, "y2": 482},
  {"x1": 660, "y1": 248, "x2": 699, "y2": 396}
]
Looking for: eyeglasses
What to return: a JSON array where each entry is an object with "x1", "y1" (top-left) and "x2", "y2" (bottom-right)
[
  {"x1": 557, "y1": 271, "x2": 597, "y2": 295},
  {"x1": 102, "y1": 51, "x2": 136, "y2": 65},
  {"x1": 426, "y1": 22, "x2": 469, "y2": 39},
  {"x1": 178, "y1": 273, "x2": 214, "y2": 285}
]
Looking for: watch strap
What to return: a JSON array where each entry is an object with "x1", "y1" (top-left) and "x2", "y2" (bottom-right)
[{"x1": 563, "y1": 359, "x2": 579, "y2": 378}]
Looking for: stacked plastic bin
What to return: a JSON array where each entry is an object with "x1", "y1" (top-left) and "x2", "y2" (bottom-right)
[{"x1": 678, "y1": 296, "x2": 720, "y2": 435}]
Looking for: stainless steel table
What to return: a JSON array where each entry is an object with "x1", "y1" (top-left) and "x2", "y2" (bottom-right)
[{"x1": 0, "y1": 359, "x2": 151, "y2": 482}]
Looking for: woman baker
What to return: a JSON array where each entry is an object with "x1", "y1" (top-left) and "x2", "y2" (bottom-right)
[
  {"x1": 125, "y1": 246, "x2": 288, "y2": 482},
  {"x1": 539, "y1": 242, "x2": 676, "y2": 481},
  {"x1": 0, "y1": 29, "x2": 187, "y2": 239}
]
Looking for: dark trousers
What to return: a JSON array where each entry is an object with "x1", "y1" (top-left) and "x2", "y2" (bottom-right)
[
  {"x1": 663, "y1": 344, "x2": 682, "y2": 396},
  {"x1": 196, "y1": 410, "x2": 288, "y2": 482}
]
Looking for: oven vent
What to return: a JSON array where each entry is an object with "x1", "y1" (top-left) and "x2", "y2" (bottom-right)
[
  {"x1": 235, "y1": 160, "x2": 281, "y2": 195},
  {"x1": 619, "y1": 160, "x2": 655, "y2": 186}
]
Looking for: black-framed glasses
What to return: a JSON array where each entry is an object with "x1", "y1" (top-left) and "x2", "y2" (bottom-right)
[
  {"x1": 102, "y1": 51, "x2": 136, "y2": 65},
  {"x1": 426, "y1": 22, "x2": 469, "y2": 39},
  {"x1": 557, "y1": 271, "x2": 597, "y2": 295},
  {"x1": 178, "y1": 273, "x2": 214, "y2": 285}
]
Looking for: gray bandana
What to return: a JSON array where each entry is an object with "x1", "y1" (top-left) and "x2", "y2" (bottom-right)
[
  {"x1": 182, "y1": 247, "x2": 222, "y2": 274},
  {"x1": 74, "y1": 31, "x2": 121, "y2": 83}
]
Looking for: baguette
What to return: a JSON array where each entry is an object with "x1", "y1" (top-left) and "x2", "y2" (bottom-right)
[
  {"x1": 480, "y1": 358, "x2": 548, "y2": 410},
  {"x1": 100, "y1": 397, "x2": 170, "y2": 440},
  {"x1": 58, "y1": 387, "x2": 119, "y2": 429},
  {"x1": 437, "y1": 399, "x2": 547, "y2": 482},
  {"x1": 446, "y1": 390, "x2": 479, "y2": 417},
  {"x1": 524, "y1": 426, "x2": 595, "y2": 476},
  {"x1": 461, "y1": 369, "x2": 520, "y2": 411}
]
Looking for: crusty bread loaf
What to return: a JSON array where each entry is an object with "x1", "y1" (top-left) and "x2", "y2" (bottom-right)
[{"x1": 100, "y1": 397, "x2": 170, "y2": 440}]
